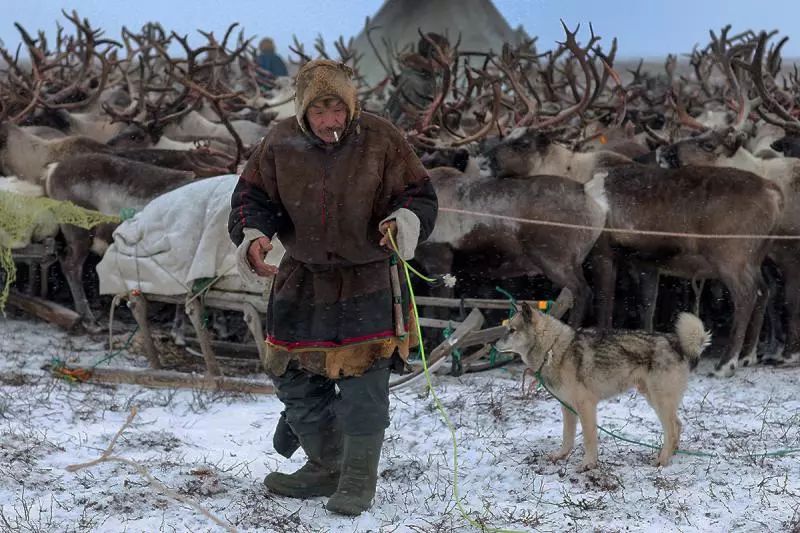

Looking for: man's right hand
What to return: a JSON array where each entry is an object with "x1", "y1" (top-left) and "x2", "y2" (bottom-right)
[{"x1": 247, "y1": 236, "x2": 278, "y2": 277}]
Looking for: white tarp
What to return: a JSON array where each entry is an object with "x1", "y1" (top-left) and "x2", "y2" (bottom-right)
[{"x1": 96, "y1": 174, "x2": 284, "y2": 296}]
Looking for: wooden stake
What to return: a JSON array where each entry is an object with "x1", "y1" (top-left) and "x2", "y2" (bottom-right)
[
  {"x1": 7, "y1": 291, "x2": 80, "y2": 330},
  {"x1": 58, "y1": 365, "x2": 274, "y2": 394}
]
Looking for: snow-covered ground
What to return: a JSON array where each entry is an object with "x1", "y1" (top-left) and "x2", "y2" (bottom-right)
[{"x1": 1, "y1": 314, "x2": 799, "y2": 533}]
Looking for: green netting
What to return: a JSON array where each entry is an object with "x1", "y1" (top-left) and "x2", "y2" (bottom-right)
[{"x1": 0, "y1": 190, "x2": 121, "y2": 313}]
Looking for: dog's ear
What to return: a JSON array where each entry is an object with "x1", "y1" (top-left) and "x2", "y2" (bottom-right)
[{"x1": 520, "y1": 302, "x2": 534, "y2": 322}]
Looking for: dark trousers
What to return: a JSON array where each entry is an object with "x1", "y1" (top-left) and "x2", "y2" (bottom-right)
[{"x1": 272, "y1": 357, "x2": 392, "y2": 437}]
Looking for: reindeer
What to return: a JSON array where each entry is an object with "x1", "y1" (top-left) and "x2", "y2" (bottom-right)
[
  {"x1": 408, "y1": 24, "x2": 630, "y2": 331},
  {"x1": 654, "y1": 33, "x2": 800, "y2": 368},
  {"x1": 0, "y1": 122, "x2": 111, "y2": 182},
  {"x1": 491, "y1": 129, "x2": 783, "y2": 376},
  {"x1": 2, "y1": 15, "x2": 279, "y2": 334},
  {"x1": 418, "y1": 166, "x2": 608, "y2": 328},
  {"x1": 160, "y1": 109, "x2": 268, "y2": 146},
  {"x1": 485, "y1": 28, "x2": 785, "y2": 377},
  {"x1": 44, "y1": 153, "x2": 197, "y2": 329},
  {"x1": 0, "y1": 122, "x2": 233, "y2": 182}
]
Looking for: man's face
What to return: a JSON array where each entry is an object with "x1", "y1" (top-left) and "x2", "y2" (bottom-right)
[{"x1": 306, "y1": 97, "x2": 348, "y2": 144}]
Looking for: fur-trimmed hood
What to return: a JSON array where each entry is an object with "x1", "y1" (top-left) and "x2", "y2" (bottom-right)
[{"x1": 294, "y1": 59, "x2": 359, "y2": 135}]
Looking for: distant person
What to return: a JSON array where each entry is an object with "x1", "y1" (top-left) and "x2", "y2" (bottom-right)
[
  {"x1": 386, "y1": 32, "x2": 450, "y2": 126},
  {"x1": 257, "y1": 37, "x2": 289, "y2": 77}
]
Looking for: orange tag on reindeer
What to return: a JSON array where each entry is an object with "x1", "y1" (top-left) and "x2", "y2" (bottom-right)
[{"x1": 599, "y1": 134, "x2": 608, "y2": 144}]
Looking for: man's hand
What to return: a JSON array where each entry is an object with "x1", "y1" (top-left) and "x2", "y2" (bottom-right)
[
  {"x1": 379, "y1": 220, "x2": 398, "y2": 250},
  {"x1": 247, "y1": 236, "x2": 278, "y2": 277}
]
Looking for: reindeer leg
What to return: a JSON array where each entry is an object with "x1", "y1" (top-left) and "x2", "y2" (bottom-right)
[
  {"x1": 740, "y1": 277, "x2": 770, "y2": 368},
  {"x1": 128, "y1": 293, "x2": 161, "y2": 369},
  {"x1": 185, "y1": 298, "x2": 221, "y2": 377},
  {"x1": 170, "y1": 305, "x2": 187, "y2": 347},
  {"x1": 591, "y1": 237, "x2": 616, "y2": 330},
  {"x1": 775, "y1": 255, "x2": 800, "y2": 364},
  {"x1": 636, "y1": 263, "x2": 659, "y2": 333},
  {"x1": 760, "y1": 302, "x2": 780, "y2": 361},
  {"x1": 540, "y1": 259, "x2": 590, "y2": 329},
  {"x1": 211, "y1": 311, "x2": 231, "y2": 341},
  {"x1": 59, "y1": 225, "x2": 100, "y2": 332},
  {"x1": 691, "y1": 278, "x2": 705, "y2": 317},
  {"x1": 754, "y1": 263, "x2": 780, "y2": 361},
  {"x1": 242, "y1": 302, "x2": 268, "y2": 371},
  {"x1": 714, "y1": 269, "x2": 762, "y2": 378}
]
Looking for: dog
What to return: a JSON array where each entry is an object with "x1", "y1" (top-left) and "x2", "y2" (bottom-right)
[{"x1": 494, "y1": 302, "x2": 711, "y2": 470}]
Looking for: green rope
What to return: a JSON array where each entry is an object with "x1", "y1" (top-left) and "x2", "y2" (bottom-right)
[
  {"x1": 390, "y1": 232, "x2": 524, "y2": 533},
  {"x1": 403, "y1": 260, "x2": 438, "y2": 284},
  {"x1": 532, "y1": 369, "x2": 800, "y2": 460},
  {"x1": 191, "y1": 277, "x2": 216, "y2": 295},
  {"x1": 494, "y1": 286, "x2": 517, "y2": 319},
  {"x1": 90, "y1": 326, "x2": 139, "y2": 369},
  {"x1": 187, "y1": 279, "x2": 214, "y2": 329},
  {"x1": 51, "y1": 326, "x2": 139, "y2": 383},
  {"x1": 442, "y1": 325, "x2": 464, "y2": 375},
  {"x1": 119, "y1": 207, "x2": 137, "y2": 221}
]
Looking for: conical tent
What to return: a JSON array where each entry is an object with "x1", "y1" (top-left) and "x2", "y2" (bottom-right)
[{"x1": 351, "y1": 0, "x2": 525, "y2": 84}]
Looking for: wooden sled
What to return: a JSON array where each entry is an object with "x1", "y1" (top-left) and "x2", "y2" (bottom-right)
[{"x1": 91, "y1": 286, "x2": 572, "y2": 393}]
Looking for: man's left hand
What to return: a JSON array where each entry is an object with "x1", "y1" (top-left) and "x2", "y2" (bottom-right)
[{"x1": 379, "y1": 220, "x2": 398, "y2": 250}]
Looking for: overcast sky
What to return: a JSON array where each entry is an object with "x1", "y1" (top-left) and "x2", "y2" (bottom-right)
[{"x1": 2, "y1": 0, "x2": 799, "y2": 60}]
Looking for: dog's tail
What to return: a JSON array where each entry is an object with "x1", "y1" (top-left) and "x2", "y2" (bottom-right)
[{"x1": 675, "y1": 312, "x2": 712, "y2": 369}]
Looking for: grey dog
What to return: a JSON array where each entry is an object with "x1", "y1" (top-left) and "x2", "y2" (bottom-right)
[{"x1": 495, "y1": 303, "x2": 711, "y2": 470}]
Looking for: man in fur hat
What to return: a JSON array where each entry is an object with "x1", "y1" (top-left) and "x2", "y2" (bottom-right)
[{"x1": 228, "y1": 59, "x2": 437, "y2": 515}]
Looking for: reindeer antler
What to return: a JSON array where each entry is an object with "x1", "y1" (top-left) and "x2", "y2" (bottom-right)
[
  {"x1": 533, "y1": 20, "x2": 599, "y2": 130},
  {"x1": 736, "y1": 31, "x2": 800, "y2": 132}
]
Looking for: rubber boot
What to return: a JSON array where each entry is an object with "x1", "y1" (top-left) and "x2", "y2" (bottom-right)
[
  {"x1": 273, "y1": 411, "x2": 300, "y2": 458},
  {"x1": 264, "y1": 424, "x2": 342, "y2": 498},
  {"x1": 325, "y1": 431, "x2": 385, "y2": 515}
]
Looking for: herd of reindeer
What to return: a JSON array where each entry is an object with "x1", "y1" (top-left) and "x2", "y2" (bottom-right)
[{"x1": 3, "y1": 12, "x2": 800, "y2": 378}]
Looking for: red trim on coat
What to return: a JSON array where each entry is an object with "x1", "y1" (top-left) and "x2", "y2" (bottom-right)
[
  {"x1": 266, "y1": 303, "x2": 415, "y2": 351},
  {"x1": 267, "y1": 329, "x2": 396, "y2": 350}
]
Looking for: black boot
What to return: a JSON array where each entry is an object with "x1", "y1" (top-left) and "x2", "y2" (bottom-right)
[
  {"x1": 264, "y1": 424, "x2": 342, "y2": 498},
  {"x1": 273, "y1": 411, "x2": 300, "y2": 459},
  {"x1": 325, "y1": 431, "x2": 385, "y2": 515}
]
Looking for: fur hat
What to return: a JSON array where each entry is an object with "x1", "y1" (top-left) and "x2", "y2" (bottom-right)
[{"x1": 294, "y1": 59, "x2": 359, "y2": 133}]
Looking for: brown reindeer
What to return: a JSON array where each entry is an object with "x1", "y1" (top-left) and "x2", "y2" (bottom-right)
[
  {"x1": 654, "y1": 30, "x2": 800, "y2": 367},
  {"x1": 657, "y1": 127, "x2": 800, "y2": 369},
  {"x1": 44, "y1": 153, "x2": 196, "y2": 329},
  {"x1": 418, "y1": 166, "x2": 608, "y2": 328},
  {"x1": 484, "y1": 28, "x2": 789, "y2": 377},
  {"x1": 0, "y1": 122, "x2": 232, "y2": 181},
  {"x1": 487, "y1": 126, "x2": 783, "y2": 378}
]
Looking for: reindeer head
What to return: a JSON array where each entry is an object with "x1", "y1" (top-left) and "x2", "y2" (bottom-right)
[
  {"x1": 486, "y1": 129, "x2": 557, "y2": 177},
  {"x1": 657, "y1": 127, "x2": 745, "y2": 168},
  {"x1": 107, "y1": 123, "x2": 164, "y2": 148},
  {"x1": 420, "y1": 148, "x2": 470, "y2": 173},
  {"x1": 771, "y1": 134, "x2": 800, "y2": 157}
]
